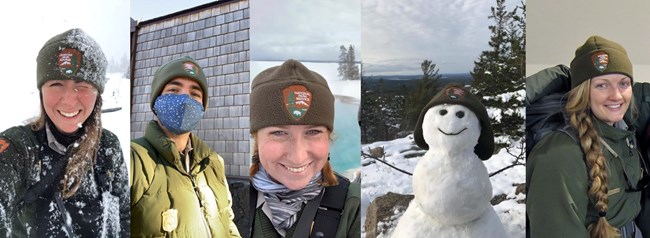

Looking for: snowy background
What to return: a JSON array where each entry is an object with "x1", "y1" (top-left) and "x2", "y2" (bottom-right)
[
  {"x1": 360, "y1": 97, "x2": 527, "y2": 238},
  {"x1": 0, "y1": 0, "x2": 130, "y2": 164}
]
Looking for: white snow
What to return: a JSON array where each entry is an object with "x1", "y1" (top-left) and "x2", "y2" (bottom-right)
[
  {"x1": 361, "y1": 130, "x2": 525, "y2": 237},
  {"x1": 100, "y1": 191, "x2": 120, "y2": 238}
]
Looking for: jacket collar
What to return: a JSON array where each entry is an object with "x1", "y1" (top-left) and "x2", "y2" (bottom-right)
[{"x1": 143, "y1": 120, "x2": 212, "y2": 175}]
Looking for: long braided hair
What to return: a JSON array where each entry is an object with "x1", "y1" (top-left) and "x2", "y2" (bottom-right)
[
  {"x1": 31, "y1": 94, "x2": 103, "y2": 199},
  {"x1": 565, "y1": 79, "x2": 636, "y2": 238}
]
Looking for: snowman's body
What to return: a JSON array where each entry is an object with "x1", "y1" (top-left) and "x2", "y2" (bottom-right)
[{"x1": 391, "y1": 104, "x2": 507, "y2": 238}]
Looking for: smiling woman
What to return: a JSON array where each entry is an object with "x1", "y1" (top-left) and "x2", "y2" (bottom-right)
[
  {"x1": 0, "y1": 28, "x2": 129, "y2": 237},
  {"x1": 249, "y1": 59, "x2": 361, "y2": 238},
  {"x1": 527, "y1": 35, "x2": 648, "y2": 238}
]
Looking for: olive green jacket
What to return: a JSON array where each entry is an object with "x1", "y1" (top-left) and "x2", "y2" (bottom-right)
[
  {"x1": 527, "y1": 118, "x2": 643, "y2": 237},
  {"x1": 526, "y1": 65, "x2": 650, "y2": 236},
  {"x1": 130, "y1": 120, "x2": 241, "y2": 237},
  {"x1": 251, "y1": 181, "x2": 361, "y2": 238}
]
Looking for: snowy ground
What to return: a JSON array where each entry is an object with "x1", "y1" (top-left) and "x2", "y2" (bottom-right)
[{"x1": 361, "y1": 134, "x2": 526, "y2": 238}]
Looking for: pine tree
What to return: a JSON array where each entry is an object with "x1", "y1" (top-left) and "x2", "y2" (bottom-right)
[
  {"x1": 338, "y1": 45, "x2": 348, "y2": 79},
  {"x1": 401, "y1": 59, "x2": 441, "y2": 131},
  {"x1": 470, "y1": 0, "x2": 526, "y2": 150},
  {"x1": 347, "y1": 45, "x2": 360, "y2": 80}
]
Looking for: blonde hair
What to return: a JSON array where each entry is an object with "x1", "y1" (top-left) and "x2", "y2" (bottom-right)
[
  {"x1": 250, "y1": 132, "x2": 338, "y2": 187},
  {"x1": 31, "y1": 94, "x2": 103, "y2": 199},
  {"x1": 566, "y1": 80, "x2": 625, "y2": 238}
]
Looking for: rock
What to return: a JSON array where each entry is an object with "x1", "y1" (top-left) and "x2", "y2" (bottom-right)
[{"x1": 365, "y1": 192, "x2": 414, "y2": 238}]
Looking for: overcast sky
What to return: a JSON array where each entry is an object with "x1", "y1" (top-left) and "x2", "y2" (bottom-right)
[
  {"x1": 250, "y1": 0, "x2": 361, "y2": 62},
  {"x1": 131, "y1": 0, "x2": 216, "y2": 22},
  {"x1": 363, "y1": 0, "x2": 521, "y2": 75}
]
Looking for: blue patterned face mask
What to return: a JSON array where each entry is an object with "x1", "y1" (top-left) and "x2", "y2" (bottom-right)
[{"x1": 153, "y1": 94, "x2": 205, "y2": 135}]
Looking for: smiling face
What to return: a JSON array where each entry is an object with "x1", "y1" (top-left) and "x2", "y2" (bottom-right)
[
  {"x1": 41, "y1": 80, "x2": 98, "y2": 134},
  {"x1": 422, "y1": 104, "x2": 481, "y2": 150},
  {"x1": 256, "y1": 125, "x2": 330, "y2": 190},
  {"x1": 589, "y1": 73, "x2": 632, "y2": 125}
]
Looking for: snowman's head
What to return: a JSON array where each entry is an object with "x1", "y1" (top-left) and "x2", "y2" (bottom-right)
[
  {"x1": 421, "y1": 104, "x2": 481, "y2": 151},
  {"x1": 414, "y1": 83, "x2": 495, "y2": 160}
]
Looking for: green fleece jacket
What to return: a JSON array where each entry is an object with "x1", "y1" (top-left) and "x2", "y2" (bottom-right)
[{"x1": 130, "y1": 120, "x2": 241, "y2": 237}]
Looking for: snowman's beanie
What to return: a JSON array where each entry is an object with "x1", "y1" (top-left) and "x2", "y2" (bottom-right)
[
  {"x1": 37, "y1": 28, "x2": 107, "y2": 93},
  {"x1": 250, "y1": 59, "x2": 334, "y2": 133},
  {"x1": 413, "y1": 83, "x2": 495, "y2": 160}
]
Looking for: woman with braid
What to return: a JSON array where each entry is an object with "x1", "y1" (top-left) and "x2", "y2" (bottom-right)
[{"x1": 527, "y1": 36, "x2": 647, "y2": 238}]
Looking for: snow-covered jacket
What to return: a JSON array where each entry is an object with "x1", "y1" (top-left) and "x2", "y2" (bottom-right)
[
  {"x1": 527, "y1": 117, "x2": 643, "y2": 237},
  {"x1": 130, "y1": 120, "x2": 241, "y2": 237},
  {"x1": 0, "y1": 125, "x2": 129, "y2": 237}
]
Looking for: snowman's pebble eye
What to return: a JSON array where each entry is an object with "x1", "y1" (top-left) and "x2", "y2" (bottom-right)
[
  {"x1": 456, "y1": 111, "x2": 465, "y2": 118},
  {"x1": 440, "y1": 109, "x2": 448, "y2": 116}
]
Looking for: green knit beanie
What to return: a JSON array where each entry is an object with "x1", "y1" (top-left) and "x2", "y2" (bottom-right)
[
  {"x1": 570, "y1": 35, "x2": 633, "y2": 88},
  {"x1": 150, "y1": 56, "x2": 209, "y2": 110},
  {"x1": 37, "y1": 28, "x2": 107, "y2": 93},
  {"x1": 250, "y1": 59, "x2": 335, "y2": 133},
  {"x1": 413, "y1": 83, "x2": 495, "y2": 160}
]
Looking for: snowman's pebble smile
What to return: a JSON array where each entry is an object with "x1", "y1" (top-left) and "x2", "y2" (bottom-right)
[{"x1": 438, "y1": 127, "x2": 467, "y2": 136}]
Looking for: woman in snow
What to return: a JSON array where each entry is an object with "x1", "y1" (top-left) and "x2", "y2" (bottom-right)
[
  {"x1": 0, "y1": 28, "x2": 129, "y2": 237},
  {"x1": 527, "y1": 35, "x2": 648, "y2": 238},
  {"x1": 248, "y1": 59, "x2": 360, "y2": 238}
]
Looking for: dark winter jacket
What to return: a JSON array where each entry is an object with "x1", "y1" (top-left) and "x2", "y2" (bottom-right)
[
  {"x1": 250, "y1": 178, "x2": 361, "y2": 238},
  {"x1": 0, "y1": 125, "x2": 129, "y2": 237},
  {"x1": 130, "y1": 120, "x2": 241, "y2": 237},
  {"x1": 527, "y1": 117, "x2": 643, "y2": 237},
  {"x1": 526, "y1": 65, "x2": 650, "y2": 236}
]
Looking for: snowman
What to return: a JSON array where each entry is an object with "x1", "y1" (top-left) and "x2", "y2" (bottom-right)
[{"x1": 391, "y1": 84, "x2": 507, "y2": 238}]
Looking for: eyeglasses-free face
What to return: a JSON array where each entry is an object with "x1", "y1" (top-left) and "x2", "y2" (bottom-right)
[{"x1": 41, "y1": 80, "x2": 98, "y2": 134}]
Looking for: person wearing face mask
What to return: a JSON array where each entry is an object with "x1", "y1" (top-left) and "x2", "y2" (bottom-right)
[
  {"x1": 248, "y1": 59, "x2": 361, "y2": 238},
  {"x1": 0, "y1": 28, "x2": 129, "y2": 237},
  {"x1": 130, "y1": 56, "x2": 241, "y2": 237}
]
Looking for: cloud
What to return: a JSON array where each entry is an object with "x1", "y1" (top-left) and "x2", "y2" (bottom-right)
[
  {"x1": 251, "y1": 0, "x2": 361, "y2": 62},
  {"x1": 362, "y1": 0, "x2": 505, "y2": 75}
]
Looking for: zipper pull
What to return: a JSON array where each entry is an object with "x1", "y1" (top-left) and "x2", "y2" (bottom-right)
[
  {"x1": 191, "y1": 176, "x2": 204, "y2": 208},
  {"x1": 626, "y1": 138, "x2": 634, "y2": 156}
]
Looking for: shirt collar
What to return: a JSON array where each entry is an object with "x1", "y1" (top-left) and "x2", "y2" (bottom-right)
[{"x1": 45, "y1": 123, "x2": 68, "y2": 155}]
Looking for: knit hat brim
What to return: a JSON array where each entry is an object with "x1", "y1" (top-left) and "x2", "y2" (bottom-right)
[
  {"x1": 37, "y1": 28, "x2": 108, "y2": 93},
  {"x1": 150, "y1": 56, "x2": 209, "y2": 110},
  {"x1": 250, "y1": 59, "x2": 334, "y2": 133},
  {"x1": 569, "y1": 36, "x2": 633, "y2": 88}
]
